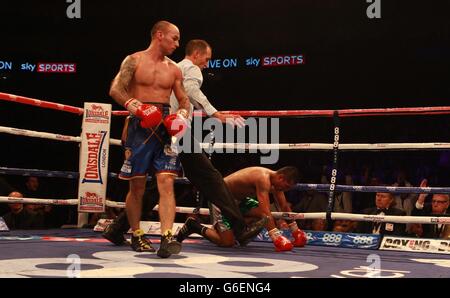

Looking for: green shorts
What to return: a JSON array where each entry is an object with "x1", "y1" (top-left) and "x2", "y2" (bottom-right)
[{"x1": 209, "y1": 197, "x2": 259, "y2": 232}]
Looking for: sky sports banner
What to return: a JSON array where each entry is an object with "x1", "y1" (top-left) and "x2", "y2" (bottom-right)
[
  {"x1": 78, "y1": 103, "x2": 111, "y2": 213},
  {"x1": 0, "y1": 60, "x2": 76, "y2": 73},
  {"x1": 206, "y1": 54, "x2": 304, "y2": 69},
  {"x1": 255, "y1": 229, "x2": 380, "y2": 250},
  {"x1": 380, "y1": 236, "x2": 450, "y2": 255}
]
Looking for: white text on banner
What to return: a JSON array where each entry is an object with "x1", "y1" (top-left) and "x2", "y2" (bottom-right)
[{"x1": 78, "y1": 103, "x2": 111, "y2": 213}]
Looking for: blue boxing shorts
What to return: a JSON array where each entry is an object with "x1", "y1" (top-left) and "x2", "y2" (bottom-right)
[{"x1": 119, "y1": 103, "x2": 182, "y2": 179}]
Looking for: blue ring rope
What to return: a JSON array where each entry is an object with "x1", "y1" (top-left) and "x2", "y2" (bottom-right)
[{"x1": 1, "y1": 167, "x2": 449, "y2": 193}]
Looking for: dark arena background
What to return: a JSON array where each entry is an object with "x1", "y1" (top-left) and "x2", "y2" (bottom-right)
[{"x1": 0, "y1": 0, "x2": 450, "y2": 285}]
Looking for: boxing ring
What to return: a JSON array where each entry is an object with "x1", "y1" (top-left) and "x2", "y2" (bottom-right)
[
  {"x1": 1, "y1": 92, "x2": 450, "y2": 278},
  {"x1": 1, "y1": 229, "x2": 450, "y2": 278}
]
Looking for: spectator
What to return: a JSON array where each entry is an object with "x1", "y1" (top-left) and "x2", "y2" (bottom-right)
[
  {"x1": 2, "y1": 191, "x2": 45, "y2": 229},
  {"x1": 310, "y1": 218, "x2": 328, "y2": 231},
  {"x1": 0, "y1": 177, "x2": 14, "y2": 215},
  {"x1": 22, "y1": 176, "x2": 63, "y2": 228},
  {"x1": 352, "y1": 165, "x2": 381, "y2": 213},
  {"x1": 24, "y1": 176, "x2": 40, "y2": 196},
  {"x1": 357, "y1": 191, "x2": 406, "y2": 236},
  {"x1": 319, "y1": 166, "x2": 353, "y2": 213},
  {"x1": 22, "y1": 176, "x2": 47, "y2": 215},
  {"x1": 406, "y1": 223, "x2": 424, "y2": 238},
  {"x1": 292, "y1": 190, "x2": 328, "y2": 213},
  {"x1": 392, "y1": 169, "x2": 417, "y2": 215},
  {"x1": 0, "y1": 177, "x2": 13, "y2": 195},
  {"x1": 412, "y1": 179, "x2": 450, "y2": 238},
  {"x1": 333, "y1": 174, "x2": 353, "y2": 213},
  {"x1": 442, "y1": 224, "x2": 450, "y2": 239},
  {"x1": 333, "y1": 220, "x2": 356, "y2": 233}
]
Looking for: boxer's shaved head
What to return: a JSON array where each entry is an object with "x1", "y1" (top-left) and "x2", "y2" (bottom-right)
[{"x1": 151, "y1": 20, "x2": 177, "y2": 39}]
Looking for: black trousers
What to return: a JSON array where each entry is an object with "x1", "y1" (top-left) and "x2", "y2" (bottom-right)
[
  {"x1": 177, "y1": 127, "x2": 246, "y2": 236},
  {"x1": 178, "y1": 151, "x2": 246, "y2": 236}
]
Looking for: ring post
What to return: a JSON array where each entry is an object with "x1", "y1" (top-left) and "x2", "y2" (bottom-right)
[
  {"x1": 77, "y1": 103, "x2": 112, "y2": 227},
  {"x1": 326, "y1": 111, "x2": 340, "y2": 229}
]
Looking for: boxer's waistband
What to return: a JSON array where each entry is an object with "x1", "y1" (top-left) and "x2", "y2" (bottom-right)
[{"x1": 141, "y1": 102, "x2": 170, "y2": 109}]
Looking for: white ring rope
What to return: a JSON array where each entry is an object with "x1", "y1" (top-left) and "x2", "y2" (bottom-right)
[
  {"x1": 0, "y1": 126, "x2": 81, "y2": 143},
  {"x1": 201, "y1": 142, "x2": 450, "y2": 150},
  {"x1": 0, "y1": 196, "x2": 210, "y2": 215},
  {"x1": 1, "y1": 196, "x2": 449, "y2": 225},
  {"x1": 0, "y1": 197, "x2": 78, "y2": 206},
  {"x1": 2, "y1": 125, "x2": 450, "y2": 150},
  {"x1": 0, "y1": 126, "x2": 121, "y2": 146},
  {"x1": 271, "y1": 211, "x2": 450, "y2": 225}
]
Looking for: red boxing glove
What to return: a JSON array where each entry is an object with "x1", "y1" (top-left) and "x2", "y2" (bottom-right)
[
  {"x1": 136, "y1": 104, "x2": 162, "y2": 128},
  {"x1": 273, "y1": 235, "x2": 294, "y2": 252},
  {"x1": 124, "y1": 98, "x2": 162, "y2": 128},
  {"x1": 163, "y1": 112, "x2": 188, "y2": 138},
  {"x1": 292, "y1": 229, "x2": 307, "y2": 247}
]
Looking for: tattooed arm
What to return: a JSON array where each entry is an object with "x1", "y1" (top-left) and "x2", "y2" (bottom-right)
[
  {"x1": 172, "y1": 66, "x2": 191, "y2": 117},
  {"x1": 109, "y1": 55, "x2": 137, "y2": 106}
]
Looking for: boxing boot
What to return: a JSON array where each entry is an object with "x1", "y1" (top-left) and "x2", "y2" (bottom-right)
[
  {"x1": 157, "y1": 230, "x2": 182, "y2": 258},
  {"x1": 102, "y1": 212, "x2": 129, "y2": 246},
  {"x1": 130, "y1": 229, "x2": 156, "y2": 252},
  {"x1": 176, "y1": 217, "x2": 201, "y2": 243}
]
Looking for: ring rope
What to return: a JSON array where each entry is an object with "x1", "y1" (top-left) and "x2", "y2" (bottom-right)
[
  {"x1": 202, "y1": 142, "x2": 450, "y2": 150},
  {"x1": 2, "y1": 125, "x2": 450, "y2": 150},
  {"x1": 0, "y1": 92, "x2": 84, "y2": 115},
  {"x1": 0, "y1": 125, "x2": 82, "y2": 143},
  {"x1": 3, "y1": 91, "x2": 450, "y2": 118},
  {"x1": 1, "y1": 167, "x2": 449, "y2": 194},
  {"x1": 290, "y1": 183, "x2": 450, "y2": 194},
  {"x1": 193, "y1": 108, "x2": 450, "y2": 118},
  {"x1": 1, "y1": 196, "x2": 448, "y2": 225},
  {"x1": 0, "y1": 125, "x2": 121, "y2": 146},
  {"x1": 0, "y1": 167, "x2": 191, "y2": 184},
  {"x1": 0, "y1": 196, "x2": 78, "y2": 206},
  {"x1": 0, "y1": 92, "x2": 128, "y2": 116},
  {"x1": 270, "y1": 211, "x2": 450, "y2": 225}
]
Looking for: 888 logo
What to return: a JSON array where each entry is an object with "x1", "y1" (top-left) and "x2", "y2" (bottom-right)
[
  {"x1": 351, "y1": 235, "x2": 375, "y2": 245},
  {"x1": 321, "y1": 233, "x2": 343, "y2": 244}
]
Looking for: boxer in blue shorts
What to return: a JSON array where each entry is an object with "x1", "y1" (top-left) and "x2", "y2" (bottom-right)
[
  {"x1": 119, "y1": 104, "x2": 182, "y2": 180},
  {"x1": 109, "y1": 20, "x2": 191, "y2": 258}
]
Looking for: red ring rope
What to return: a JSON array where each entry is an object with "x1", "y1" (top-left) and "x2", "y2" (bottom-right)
[{"x1": 2, "y1": 92, "x2": 450, "y2": 118}]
